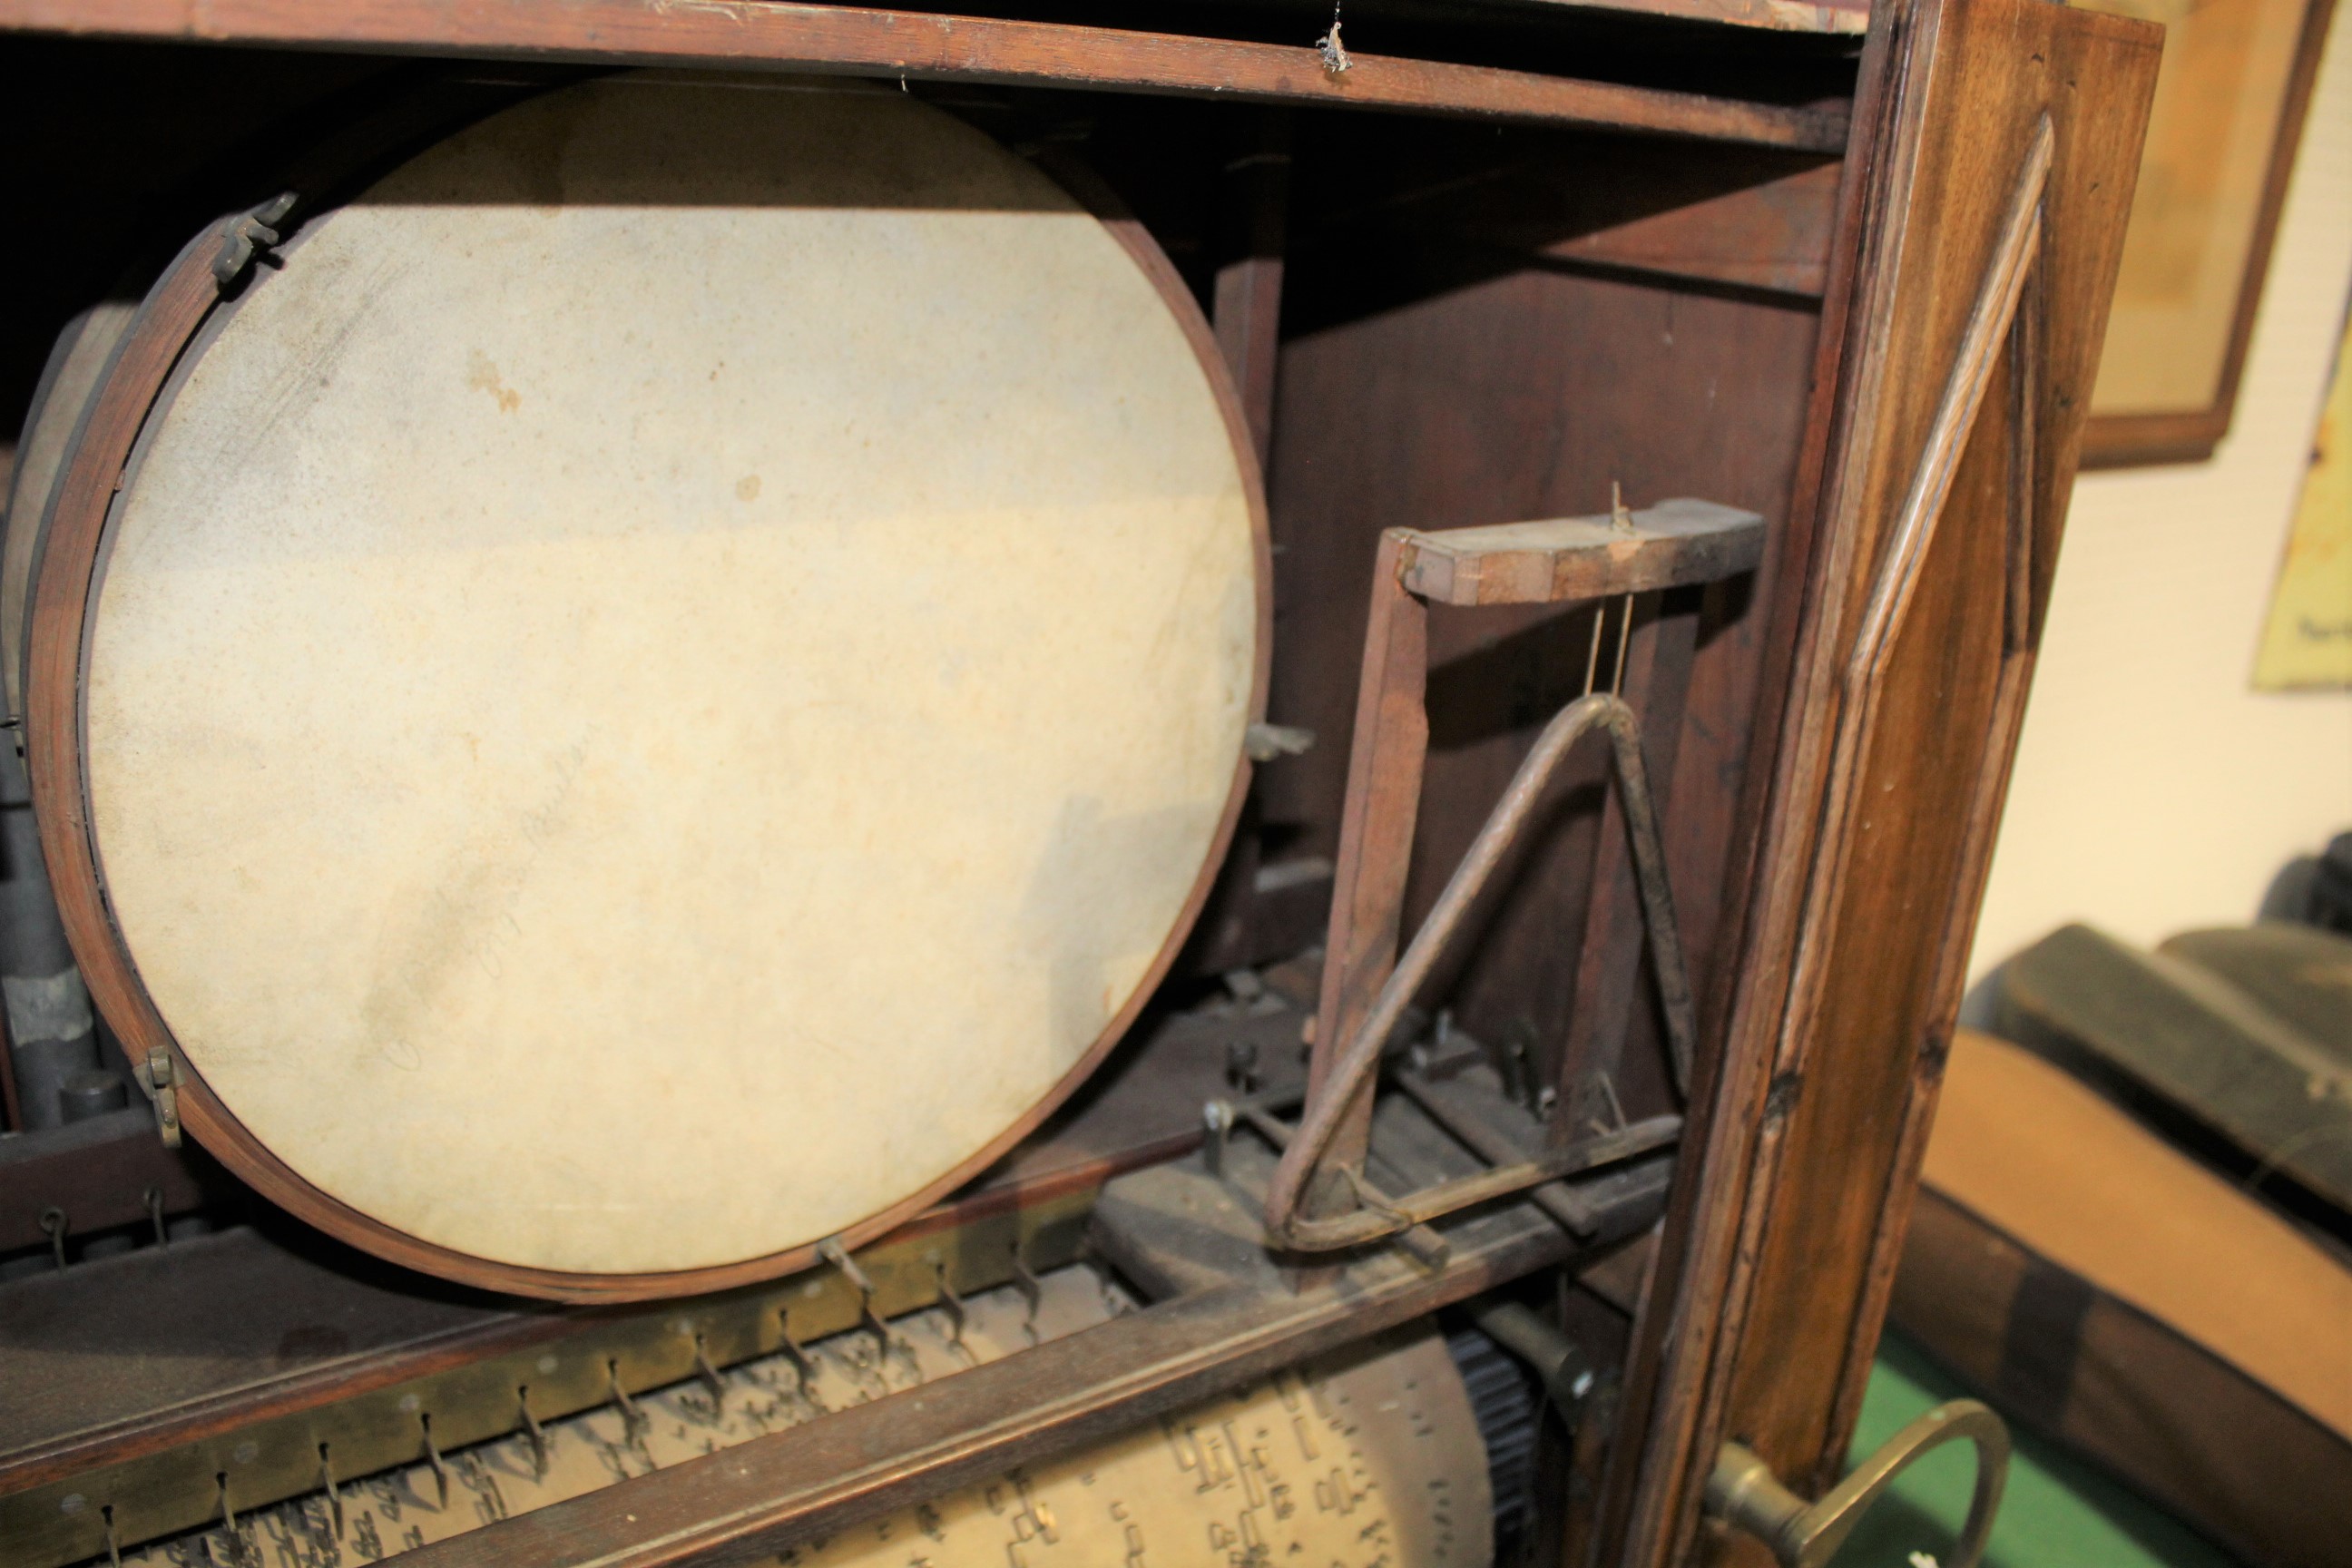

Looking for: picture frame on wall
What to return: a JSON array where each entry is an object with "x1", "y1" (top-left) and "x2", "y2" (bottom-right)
[
  {"x1": 2075, "y1": 0, "x2": 2337, "y2": 468},
  {"x1": 2253, "y1": 295, "x2": 2351, "y2": 688}
]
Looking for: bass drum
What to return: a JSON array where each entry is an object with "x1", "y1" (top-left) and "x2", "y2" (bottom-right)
[{"x1": 24, "y1": 74, "x2": 1267, "y2": 1299}]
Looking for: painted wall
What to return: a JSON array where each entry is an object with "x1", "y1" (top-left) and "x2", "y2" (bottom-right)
[{"x1": 1967, "y1": 13, "x2": 2352, "y2": 977}]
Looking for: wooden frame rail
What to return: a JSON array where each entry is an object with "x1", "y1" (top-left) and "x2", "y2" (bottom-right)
[{"x1": 0, "y1": 0, "x2": 1851, "y2": 152}]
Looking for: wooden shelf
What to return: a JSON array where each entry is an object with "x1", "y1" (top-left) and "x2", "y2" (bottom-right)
[{"x1": 0, "y1": 0, "x2": 1853, "y2": 152}]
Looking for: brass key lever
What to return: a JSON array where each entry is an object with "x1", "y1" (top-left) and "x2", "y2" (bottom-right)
[{"x1": 1705, "y1": 1399, "x2": 2010, "y2": 1568}]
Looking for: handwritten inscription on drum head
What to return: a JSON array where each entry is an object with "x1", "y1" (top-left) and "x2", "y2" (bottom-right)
[{"x1": 82, "y1": 78, "x2": 1259, "y2": 1279}]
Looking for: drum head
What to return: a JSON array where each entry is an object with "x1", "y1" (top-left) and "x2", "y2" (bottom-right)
[{"x1": 55, "y1": 77, "x2": 1263, "y2": 1295}]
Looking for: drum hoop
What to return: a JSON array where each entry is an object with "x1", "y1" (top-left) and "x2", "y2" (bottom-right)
[{"x1": 24, "y1": 86, "x2": 1272, "y2": 1302}]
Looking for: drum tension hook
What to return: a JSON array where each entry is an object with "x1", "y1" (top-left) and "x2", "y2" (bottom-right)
[
  {"x1": 419, "y1": 1413, "x2": 451, "y2": 1509},
  {"x1": 927, "y1": 1251, "x2": 975, "y2": 1363},
  {"x1": 690, "y1": 1332, "x2": 728, "y2": 1407},
  {"x1": 130, "y1": 1046, "x2": 181, "y2": 1149},
  {"x1": 212, "y1": 192, "x2": 299, "y2": 292},
  {"x1": 515, "y1": 1387, "x2": 550, "y2": 1477},
  {"x1": 317, "y1": 1443, "x2": 344, "y2": 1538},
  {"x1": 777, "y1": 1308, "x2": 828, "y2": 1411},
  {"x1": 605, "y1": 1360, "x2": 647, "y2": 1437},
  {"x1": 1009, "y1": 1240, "x2": 1045, "y2": 1346},
  {"x1": 820, "y1": 1236, "x2": 903, "y2": 1367},
  {"x1": 213, "y1": 1471, "x2": 240, "y2": 1549}
]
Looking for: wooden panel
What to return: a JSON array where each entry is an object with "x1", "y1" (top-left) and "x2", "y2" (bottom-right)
[
  {"x1": 0, "y1": 0, "x2": 1850, "y2": 152},
  {"x1": 1541, "y1": 158, "x2": 1843, "y2": 297},
  {"x1": 1723, "y1": 324, "x2": 2023, "y2": 1481},
  {"x1": 1603, "y1": 0, "x2": 2163, "y2": 1560},
  {"x1": 1291, "y1": 128, "x2": 1843, "y2": 308},
  {"x1": 1210, "y1": 112, "x2": 1289, "y2": 464},
  {"x1": 0, "y1": 1107, "x2": 230, "y2": 1254}
]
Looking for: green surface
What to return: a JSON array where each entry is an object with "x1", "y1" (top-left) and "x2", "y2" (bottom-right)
[{"x1": 1832, "y1": 1329, "x2": 2240, "y2": 1568}]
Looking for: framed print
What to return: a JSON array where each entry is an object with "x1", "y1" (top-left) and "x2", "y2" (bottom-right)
[
  {"x1": 2253, "y1": 297, "x2": 2351, "y2": 688},
  {"x1": 2076, "y1": 0, "x2": 2337, "y2": 466}
]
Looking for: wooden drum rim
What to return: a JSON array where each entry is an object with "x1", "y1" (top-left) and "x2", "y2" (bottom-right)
[{"x1": 24, "y1": 103, "x2": 1272, "y2": 1302}]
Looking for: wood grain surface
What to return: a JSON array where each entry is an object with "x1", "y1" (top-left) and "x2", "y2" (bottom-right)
[
  {"x1": 1599, "y1": 0, "x2": 2162, "y2": 1561},
  {"x1": 1395, "y1": 501, "x2": 1767, "y2": 607},
  {"x1": 0, "y1": 0, "x2": 1852, "y2": 152},
  {"x1": 1307, "y1": 531, "x2": 1429, "y2": 1181}
]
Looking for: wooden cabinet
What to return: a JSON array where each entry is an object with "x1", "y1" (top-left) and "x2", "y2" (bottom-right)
[{"x1": 0, "y1": 3, "x2": 2158, "y2": 1564}]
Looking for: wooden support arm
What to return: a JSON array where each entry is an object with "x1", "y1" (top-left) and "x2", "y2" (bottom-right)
[
  {"x1": 1392, "y1": 499, "x2": 1766, "y2": 607},
  {"x1": 1287, "y1": 499, "x2": 1763, "y2": 1248}
]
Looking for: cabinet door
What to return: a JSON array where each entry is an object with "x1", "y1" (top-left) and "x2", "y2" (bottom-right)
[{"x1": 1594, "y1": 0, "x2": 2163, "y2": 1561}]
